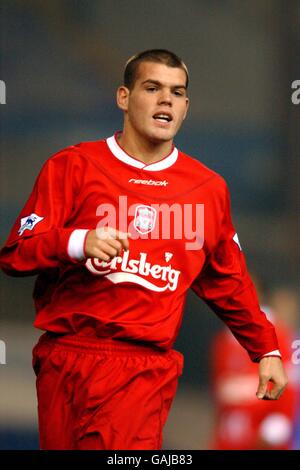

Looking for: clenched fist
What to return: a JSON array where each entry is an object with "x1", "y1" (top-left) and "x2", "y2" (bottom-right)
[{"x1": 84, "y1": 227, "x2": 131, "y2": 261}]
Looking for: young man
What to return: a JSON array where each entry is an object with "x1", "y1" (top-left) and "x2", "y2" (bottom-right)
[{"x1": 0, "y1": 49, "x2": 287, "y2": 450}]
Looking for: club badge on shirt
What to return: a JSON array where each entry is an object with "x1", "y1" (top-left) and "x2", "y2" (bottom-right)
[
  {"x1": 18, "y1": 213, "x2": 44, "y2": 236},
  {"x1": 134, "y1": 205, "x2": 157, "y2": 234}
]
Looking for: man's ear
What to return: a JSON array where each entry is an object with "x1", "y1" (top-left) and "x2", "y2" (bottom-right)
[
  {"x1": 117, "y1": 86, "x2": 130, "y2": 111},
  {"x1": 182, "y1": 97, "x2": 190, "y2": 120}
]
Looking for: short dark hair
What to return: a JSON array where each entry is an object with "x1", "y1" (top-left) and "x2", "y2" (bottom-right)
[{"x1": 124, "y1": 49, "x2": 189, "y2": 90}]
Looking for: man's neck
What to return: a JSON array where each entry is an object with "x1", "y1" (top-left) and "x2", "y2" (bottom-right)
[{"x1": 117, "y1": 130, "x2": 173, "y2": 165}]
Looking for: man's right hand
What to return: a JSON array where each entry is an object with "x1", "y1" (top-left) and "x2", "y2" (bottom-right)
[{"x1": 84, "y1": 227, "x2": 131, "y2": 261}]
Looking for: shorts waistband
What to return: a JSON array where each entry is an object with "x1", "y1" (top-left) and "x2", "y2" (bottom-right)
[{"x1": 40, "y1": 332, "x2": 169, "y2": 356}]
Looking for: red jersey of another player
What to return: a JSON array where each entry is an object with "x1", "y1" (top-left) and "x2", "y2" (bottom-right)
[
  {"x1": 210, "y1": 316, "x2": 296, "y2": 449},
  {"x1": 0, "y1": 133, "x2": 279, "y2": 358}
]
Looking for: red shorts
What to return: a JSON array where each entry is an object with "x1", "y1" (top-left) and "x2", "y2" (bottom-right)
[{"x1": 32, "y1": 333, "x2": 184, "y2": 450}]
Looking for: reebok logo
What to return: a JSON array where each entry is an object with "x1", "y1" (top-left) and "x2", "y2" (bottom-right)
[{"x1": 129, "y1": 178, "x2": 168, "y2": 186}]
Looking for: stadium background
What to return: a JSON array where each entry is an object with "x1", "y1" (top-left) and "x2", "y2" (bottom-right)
[{"x1": 0, "y1": 0, "x2": 299, "y2": 449}]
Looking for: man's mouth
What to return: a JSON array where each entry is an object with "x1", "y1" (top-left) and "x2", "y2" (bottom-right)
[{"x1": 153, "y1": 113, "x2": 173, "y2": 123}]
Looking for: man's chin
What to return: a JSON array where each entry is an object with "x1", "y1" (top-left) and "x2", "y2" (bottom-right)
[{"x1": 147, "y1": 130, "x2": 174, "y2": 144}]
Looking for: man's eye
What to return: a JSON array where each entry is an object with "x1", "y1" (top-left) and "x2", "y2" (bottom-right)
[
  {"x1": 147, "y1": 87, "x2": 157, "y2": 92},
  {"x1": 174, "y1": 90, "x2": 183, "y2": 96}
]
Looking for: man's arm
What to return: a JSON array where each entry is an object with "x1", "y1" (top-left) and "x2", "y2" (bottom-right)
[
  {"x1": 191, "y1": 180, "x2": 288, "y2": 399},
  {"x1": 0, "y1": 149, "x2": 131, "y2": 276}
]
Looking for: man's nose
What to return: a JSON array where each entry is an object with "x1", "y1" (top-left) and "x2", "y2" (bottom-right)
[{"x1": 158, "y1": 89, "x2": 172, "y2": 105}]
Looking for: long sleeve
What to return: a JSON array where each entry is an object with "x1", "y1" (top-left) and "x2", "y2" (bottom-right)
[
  {"x1": 0, "y1": 149, "x2": 86, "y2": 276},
  {"x1": 191, "y1": 182, "x2": 279, "y2": 362}
]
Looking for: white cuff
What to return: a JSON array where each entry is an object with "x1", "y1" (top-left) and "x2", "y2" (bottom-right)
[
  {"x1": 261, "y1": 349, "x2": 281, "y2": 358},
  {"x1": 67, "y1": 229, "x2": 89, "y2": 261}
]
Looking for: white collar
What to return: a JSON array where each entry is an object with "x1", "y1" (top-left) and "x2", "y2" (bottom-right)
[{"x1": 106, "y1": 134, "x2": 178, "y2": 172}]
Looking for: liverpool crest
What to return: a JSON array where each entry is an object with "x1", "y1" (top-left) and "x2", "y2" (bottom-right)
[{"x1": 134, "y1": 205, "x2": 156, "y2": 234}]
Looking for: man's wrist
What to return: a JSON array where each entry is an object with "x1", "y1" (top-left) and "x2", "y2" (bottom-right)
[{"x1": 259, "y1": 349, "x2": 281, "y2": 361}]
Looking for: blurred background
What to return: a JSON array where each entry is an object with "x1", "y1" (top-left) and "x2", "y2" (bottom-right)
[{"x1": 0, "y1": 0, "x2": 299, "y2": 449}]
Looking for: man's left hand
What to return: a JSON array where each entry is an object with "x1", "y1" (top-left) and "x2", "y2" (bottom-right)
[{"x1": 256, "y1": 356, "x2": 288, "y2": 400}]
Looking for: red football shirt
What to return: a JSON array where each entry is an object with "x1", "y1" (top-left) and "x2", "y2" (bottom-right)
[
  {"x1": 0, "y1": 133, "x2": 279, "y2": 356},
  {"x1": 210, "y1": 318, "x2": 295, "y2": 449}
]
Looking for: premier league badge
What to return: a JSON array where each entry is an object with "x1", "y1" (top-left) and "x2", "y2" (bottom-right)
[
  {"x1": 134, "y1": 205, "x2": 156, "y2": 234},
  {"x1": 18, "y1": 213, "x2": 44, "y2": 236}
]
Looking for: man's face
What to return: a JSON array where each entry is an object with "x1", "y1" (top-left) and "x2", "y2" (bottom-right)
[{"x1": 118, "y1": 61, "x2": 189, "y2": 144}]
